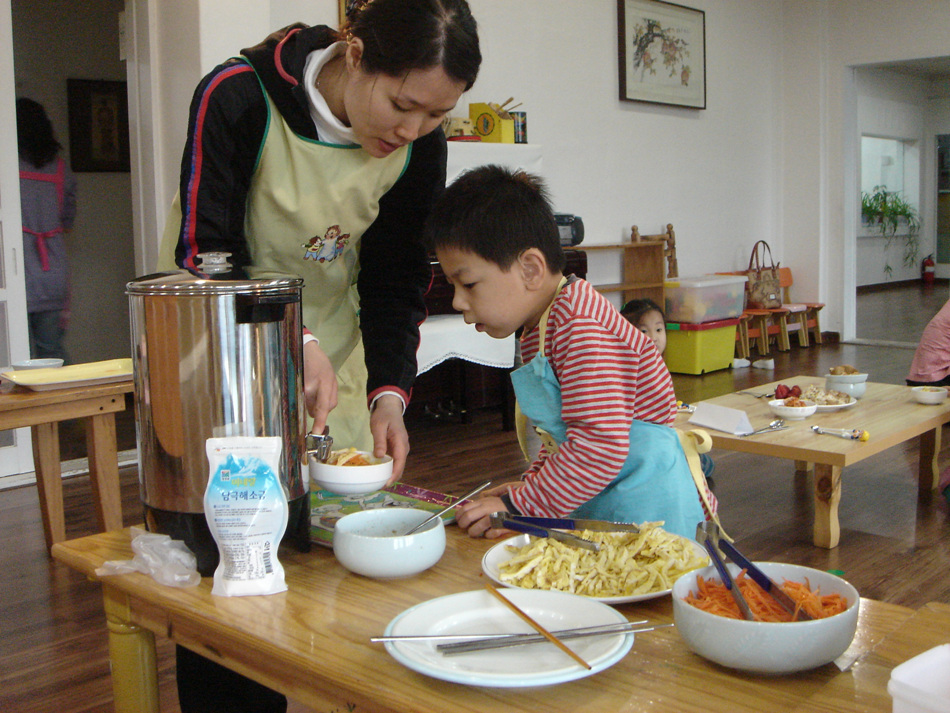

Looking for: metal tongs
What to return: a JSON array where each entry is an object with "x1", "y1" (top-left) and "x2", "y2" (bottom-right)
[
  {"x1": 697, "y1": 521, "x2": 811, "y2": 621},
  {"x1": 305, "y1": 426, "x2": 333, "y2": 463},
  {"x1": 487, "y1": 513, "x2": 642, "y2": 552}
]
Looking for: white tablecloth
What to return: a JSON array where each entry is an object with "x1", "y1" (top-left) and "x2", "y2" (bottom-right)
[{"x1": 416, "y1": 314, "x2": 516, "y2": 375}]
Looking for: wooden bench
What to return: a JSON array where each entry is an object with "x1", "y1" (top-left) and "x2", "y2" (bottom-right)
[{"x1": 0, "y1": 379, "x2": 133, "y2": 553}]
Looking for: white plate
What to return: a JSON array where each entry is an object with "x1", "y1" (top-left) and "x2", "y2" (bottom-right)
[
  {"x1": 815, "y1": 396, "x2": 857, "y2": 412},
  {"x1": 482, "y1": 534, "x2": 707, "y2": 604},
  {"x1": 0, "y1": 358, "x2": 132, "y2": 391},
  {"x1": 383, "y1": 588, "x2": 633, "y2": 687}
]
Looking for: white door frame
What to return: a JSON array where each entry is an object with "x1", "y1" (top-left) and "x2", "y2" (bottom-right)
[{"x1": 0, "y1": 0, "x2": 39, "y2": 477}]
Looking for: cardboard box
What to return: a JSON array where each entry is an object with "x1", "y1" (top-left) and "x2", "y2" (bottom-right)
[
  {"x1": 664, "y1": 274, "x2": 748, "y2": 324},
  {"x1": 469, "y1": 102, "x2": 515, "y2": 143},
  {"x1": 664, "y1": 319, "x2": 739, "y2": 375}
]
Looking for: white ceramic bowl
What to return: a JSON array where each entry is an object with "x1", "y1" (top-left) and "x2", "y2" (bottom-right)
[
  {"x1": 911, "y1": 385, "x2": 949, "y2": 405},
  {"x1": 825, "y1": 373, "x2": 868, "y2": 399},
  {"x1": 12, "y1": 358, "x2": 64, "y2": 370},
  {"x1": 768, "y1": 399, "x2": 818, "y2": 420},
  {"x1": 310, "y1": 452, "x2": 393, "y2": 495},
  {"x1": 672, "y1": 561, "x2": 860, "y2": 674},
  {"x1": 333, "y1": 508, "x2": 446, "y2": 578},
  {"x1": 824, "y1": 371, "x2": 868, "y2": 384}
]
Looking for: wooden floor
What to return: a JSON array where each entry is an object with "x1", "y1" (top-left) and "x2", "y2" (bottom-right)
[{"x1": 3, "y1": 286, "x2": 950, "y2": 712}]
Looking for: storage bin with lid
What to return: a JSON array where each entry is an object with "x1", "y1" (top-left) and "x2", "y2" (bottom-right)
[
  {"x1": 664, "y1": 318, "x2": 740, "y2": 375},
  {"x1": 887, "y1": 644, "x2": 950, "y2": 713},
  {"x1": 664, "y1": 274, "x2": 748, "y2": 324}
]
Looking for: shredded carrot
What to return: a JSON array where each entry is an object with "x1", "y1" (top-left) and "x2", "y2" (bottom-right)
[{"x1": 683, "y1": 570, "x2": 849, "y2": 622}]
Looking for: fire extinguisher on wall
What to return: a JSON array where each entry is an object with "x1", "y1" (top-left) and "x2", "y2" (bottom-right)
[{"x1": 922, "y1": 254, "x2": 936, "y2": 284}]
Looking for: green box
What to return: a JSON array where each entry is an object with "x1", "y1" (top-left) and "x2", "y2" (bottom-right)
[{"x1": 664, "y1": 318, "x2": 739, "y2": 375}]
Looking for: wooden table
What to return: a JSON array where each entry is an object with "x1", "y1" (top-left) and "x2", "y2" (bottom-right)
[
  {"x1": 52, "y1": 526, "x2": 941, "y2": 713},
  {"x1": 675, "y1": 376, "x2": 950, "y2": 548},
  {"x1": 0, "y1": 379, "x2": 133, "y2": 551}
]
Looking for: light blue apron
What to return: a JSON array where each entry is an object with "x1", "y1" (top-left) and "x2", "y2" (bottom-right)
[{"x1": 510, "y1": 280, "x2": 704, "y2": 539}]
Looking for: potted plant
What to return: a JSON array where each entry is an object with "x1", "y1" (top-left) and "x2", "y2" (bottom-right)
[{"x1": 861, "y1": 185, "x2": 921, "y2": 278}]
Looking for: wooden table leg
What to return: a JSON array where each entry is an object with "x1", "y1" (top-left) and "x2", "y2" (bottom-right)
[
  {"x1": 918, "y1": 427, "x2": 940, "y2": 492},
  {"x1": 813, "y1": 463, "x2": 842, "y2": 548},
  {"x1": 86, "y1": 412, "x2": 124, "y2": 533},
  {"x1": 103, "y1": 584, "x2": 160, "y2": 713},
  {"x1": 794, "y1": 460, "x2": 814, "y2": 475},
  {"x1": 32, "y1": 422, "x2": 65, "y2": 551}
]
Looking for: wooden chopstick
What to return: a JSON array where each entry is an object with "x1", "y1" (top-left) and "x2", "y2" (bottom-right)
[{"x1": 483, "y1": 582, "x2": 591, "y2": 670}]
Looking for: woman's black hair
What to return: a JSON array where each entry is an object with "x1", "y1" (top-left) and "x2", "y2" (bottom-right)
[
  {"x1": 341, "y1": 0, "x2": 480, "y2": 90},
  {"x1": 16, "y1": 98, "x2": 61, "y2": 168},
  {"x1": 424, "y1": 164, "x2": 566, "y2": 274},
  {"x1": 621, "y1": 298, "x2": 665, "y2": 325}
]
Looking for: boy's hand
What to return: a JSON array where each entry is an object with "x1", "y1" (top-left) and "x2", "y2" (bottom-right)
[{"x1": 455, "y1": 495, "x2": 510, "y2": 538}]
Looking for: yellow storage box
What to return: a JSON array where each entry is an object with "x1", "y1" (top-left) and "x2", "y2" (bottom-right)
[
  {"x1": 663, "y1": 318, "x2": 739, "y2": 375},
  {"x1": 469, "y1": 102, "x2": 515, "y2": 143}
]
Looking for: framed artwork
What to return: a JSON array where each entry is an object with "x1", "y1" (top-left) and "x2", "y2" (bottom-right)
[
  {"x1": 339, "y1": 0, "x2": 359, "y2": 25},
  {"x1": 617, "y1": 0, "x2": 706, "y2": 109},
  {"x1": 66, "y1": 79, "x2": 131, "y2": 172}
]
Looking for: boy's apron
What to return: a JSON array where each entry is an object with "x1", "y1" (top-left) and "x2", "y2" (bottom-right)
[
  {"x1": 160, "y1": 64, "x2": 410, "y2": 450},
  {"x1": 511, "y1": 279, "x2": 705, "y2": 539}
]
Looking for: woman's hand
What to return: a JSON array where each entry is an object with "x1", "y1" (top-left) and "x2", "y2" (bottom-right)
[
  {"x1": 303, "y1": 340, "x2": 338, "y2": 433},
  {"x1": 370, "y1": 394, "x2": 409, "y2": 480}
]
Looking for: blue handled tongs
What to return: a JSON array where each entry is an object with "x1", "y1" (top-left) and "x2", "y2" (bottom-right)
[
  {"x1": 488, "y1": 513, "x2": 623, "y2": 552},
  {"x1": 697, "y1": 521, "x2": 811, "y2": 621}
]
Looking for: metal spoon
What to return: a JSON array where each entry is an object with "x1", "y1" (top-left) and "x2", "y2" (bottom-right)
[
  {"x1": 403, "y1": 480, "x2": 492, "y2": 535},
  {"x1": 740, "y1": 419, "x2": 785, "y2": 437}
]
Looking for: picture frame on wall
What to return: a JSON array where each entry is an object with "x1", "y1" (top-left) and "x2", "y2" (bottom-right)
[
  {"x1": 339, "y1": 0, "x2": 359, "y2": 25},
  {"x1": 66, "y1": 79, "x2": 131, "y2": 172},
  {"x1": 617, "y1": 0, "x2": 706, "y2": 109}
]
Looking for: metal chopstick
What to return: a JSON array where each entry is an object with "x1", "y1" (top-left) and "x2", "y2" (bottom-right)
[
  {"x1": 371, "y1": 619, "x2": 650, "y2": 644},
  {"x1": 438, "y1": 622, "x2": 673, "y2": 655}
]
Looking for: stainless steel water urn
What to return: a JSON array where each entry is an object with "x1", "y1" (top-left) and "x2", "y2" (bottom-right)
[{"x1": 127, "y1": 268, "x2": 308, "y2": 574}]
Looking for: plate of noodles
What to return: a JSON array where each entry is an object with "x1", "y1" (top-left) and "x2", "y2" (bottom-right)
[{"x1": 481, "y1": 523, "x2": 709, "y2": 604}]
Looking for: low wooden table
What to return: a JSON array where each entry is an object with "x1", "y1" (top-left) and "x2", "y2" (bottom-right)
[
  {"x1": 0, "y1": 379, "x2": 133, "y2": 551},
  {"x1": 676, "y1": 376, "x2": 950, "y2": 548},
  {"x1": 53, "y1": 526, "x2": 933, "y2": 713}
]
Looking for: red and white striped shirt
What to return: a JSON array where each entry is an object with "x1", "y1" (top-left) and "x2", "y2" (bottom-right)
[{"x1": 510, "y1": 279, "x2": 677, "y2": 516}]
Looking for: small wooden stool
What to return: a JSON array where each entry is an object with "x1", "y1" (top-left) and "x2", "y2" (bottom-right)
[{"x1": 0, "y1": 379, "x2": 133, "y2": 553}]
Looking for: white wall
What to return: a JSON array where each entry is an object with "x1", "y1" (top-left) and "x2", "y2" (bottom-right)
[{"x1": 133, "y1": 0, "x2": 950, "y2": 337}]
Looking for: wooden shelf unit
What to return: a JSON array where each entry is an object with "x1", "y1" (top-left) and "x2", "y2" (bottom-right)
[{"x1": 571, "y1": 239, "x2": 667, "y2": 306}]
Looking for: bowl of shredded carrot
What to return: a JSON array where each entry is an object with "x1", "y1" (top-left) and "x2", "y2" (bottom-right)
[
  {"x1": 671, "y1": 561, "x2": 859, "y2": 674},
  {"x1": 310, "y1": 448, "x2": 393, "y2": 495}
]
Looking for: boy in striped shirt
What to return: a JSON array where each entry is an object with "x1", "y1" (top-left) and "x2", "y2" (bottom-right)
[{"x1": 424, "y1": 165, "x2": 706, "y2": 539}]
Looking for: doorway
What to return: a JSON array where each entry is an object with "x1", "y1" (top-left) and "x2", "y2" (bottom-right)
[
  {"x1": 851, "y1": 60, "x2": 950, "y2": 346},
  {"x1": 10, "y1": 0, "x2": 136, "y2": 366}
]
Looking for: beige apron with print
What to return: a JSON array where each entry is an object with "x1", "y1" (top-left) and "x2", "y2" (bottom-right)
[{"x1": 160, "y1": 72, "x2": 409, "y2": 450}]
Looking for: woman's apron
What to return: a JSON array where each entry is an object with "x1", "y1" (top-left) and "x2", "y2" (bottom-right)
[
  {"x1": 160, "y1": 66, "x2": 410, "y2": 450},
  {"x1": 511, "y1": 279, "x2": 705, "y2": 539},
  {"x1": 20, "y1": 158, "x2": 71, "y2": 317}
]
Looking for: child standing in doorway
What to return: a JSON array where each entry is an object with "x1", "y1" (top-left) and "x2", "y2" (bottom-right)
[{"x1": 424, "y1": 165, "x2": 710, "y2": 539}]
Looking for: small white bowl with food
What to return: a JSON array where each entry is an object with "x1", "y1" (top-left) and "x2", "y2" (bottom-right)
[
  {"x1": 911, "y1": 385, "x2": 949, "y2": 405},
  {"x1": 825, "y1": 371, "x2": 869, "y2": 399},
  {"x1": 310, "y1": 447, "x2": 393, "y2": 495},
  {"x1": 768, "y1": 398, "x2": 818, "y2": 420},
  {"x1": 333, "y1": 507, "x2": 446, "y2": 578},
  {"x1": 671, "y1": 561, "x2": 860, "y2": 674}
]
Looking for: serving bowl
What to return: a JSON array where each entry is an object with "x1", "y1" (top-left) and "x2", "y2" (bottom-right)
[
  {"x1": 768, "y1": 399, "x2": 818, "y2": 420},
  {"x1": 12, "y1": 358, "x2": 64, "y2": 370},
  {"x1": 825, "y1": 373, "x2": 868, "y2": 399},
  {"x1": 671, "y1": 561, "x2": 860, "y2": 674},
  {"x1": 309, "y1": 451, "x2": 393, "y2": 495},
  {"x1": 333, "y1": 508, "x2": 446, "y2": 578},
  {"x1": 911, "y1": 385, "x2": 949, "y2": 405}
]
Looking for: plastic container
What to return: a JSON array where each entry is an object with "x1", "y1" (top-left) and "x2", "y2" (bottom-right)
[
  {"x1": 887, "y1": 644, "x2": 950, "y2": 713},
  {"x1": 664, "y1": 274, "x2": 748, "y2": 324},
  {"x1": 664, "y1": 319, "x2": 739, "y2": 375}
]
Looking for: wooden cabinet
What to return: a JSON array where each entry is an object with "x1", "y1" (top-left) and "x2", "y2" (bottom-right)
[{"x1": 573, "y1": 240, "x2": 666, "y2": 306}]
